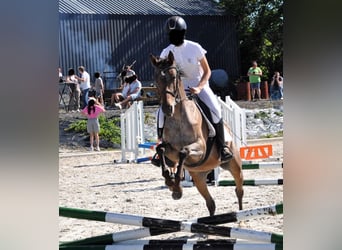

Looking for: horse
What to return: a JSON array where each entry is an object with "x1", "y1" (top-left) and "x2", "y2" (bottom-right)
[{"x1": 150, "y1": 51, "x2": 244, "y2": 216}]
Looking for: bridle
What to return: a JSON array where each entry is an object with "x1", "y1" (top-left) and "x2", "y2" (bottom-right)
[{"x1": 158, "y1": 65, "x2": 183, "y2": 103}]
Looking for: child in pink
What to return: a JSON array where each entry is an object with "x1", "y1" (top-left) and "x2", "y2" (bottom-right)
[{"x1": 81, "y1": 97, "x2": 105, "y2": 151}]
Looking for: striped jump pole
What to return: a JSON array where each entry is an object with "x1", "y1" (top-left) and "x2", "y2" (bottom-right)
[
  {"x1": 59, "y1": 222, "x2": 282, "y2": 245},
  {"x1": 193, "y1": 203, "x2": 283, "y2": 225},
  {"x1": 60, "y1": 211, "x2": 282, "y2": 245},
  {"x1": 60, "y1": 203, "x2": 283, "y2": 227},
  {"x1": 135, "y1": 156, "x2": 153, "y2": 163},
  {"x1": 116, "y1": 238, "x2": 237, "y2": 244},
  {"x1": 138, "y1": 143, "x2": 157, "y2": 150},
  {"x1": 218, "y1": 179, "x2": 283, "y2": 186},
  {"x1": 60, "y1": 242, "x2": 283, "y2": 250},
  {"x1": 59, "y1": 227, "x2": 174, "y2": 247},
  {"x1": 242, "y1": 162, "x2": 283, "y2": 170}
]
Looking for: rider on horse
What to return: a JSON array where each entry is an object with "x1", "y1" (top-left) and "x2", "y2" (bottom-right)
[{"x1": 154, "y1": 16, "x2": 233, "y2": 164}]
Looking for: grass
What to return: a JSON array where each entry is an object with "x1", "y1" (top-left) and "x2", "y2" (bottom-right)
[{"x1": 260, "y1": 130, "x2": 283, "y2": 138}]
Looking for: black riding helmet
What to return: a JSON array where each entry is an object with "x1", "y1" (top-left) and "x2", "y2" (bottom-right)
[{"x1": 165, "y1": 16, "x2": 187, "y2": 46}]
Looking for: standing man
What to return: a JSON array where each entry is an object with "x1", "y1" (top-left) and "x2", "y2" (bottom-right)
[
  {"x1": 247, "y1": 61, "x2": 262, "y2": 101},
  {"x1": 75, "y1": 66, "x2": 91, "y2": 108},
  {"x1": 270, "y1": 71, "x2": 284, "y2": 100}
]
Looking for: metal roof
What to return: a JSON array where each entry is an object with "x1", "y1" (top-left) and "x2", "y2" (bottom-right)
[{"x1": 59, "y1": 0, "x2": 224, "y2": 15}]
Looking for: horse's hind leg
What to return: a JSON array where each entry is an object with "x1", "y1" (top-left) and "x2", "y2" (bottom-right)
[
  {"x1": 190, "y1": 171, "x2": 216, "y2": 216},
  {"x1": 221, "y1": 156, "x2": 244, "y2": 211}
]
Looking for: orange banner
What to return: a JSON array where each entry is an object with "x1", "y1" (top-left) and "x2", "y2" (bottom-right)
[{"x1": 240, "y1": 144, "x2": 273, "y2": 160}]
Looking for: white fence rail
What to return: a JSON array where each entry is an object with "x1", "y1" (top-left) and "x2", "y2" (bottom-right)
[{"x1": 217, "y1": 96, "x2": 247, "y2": 149}]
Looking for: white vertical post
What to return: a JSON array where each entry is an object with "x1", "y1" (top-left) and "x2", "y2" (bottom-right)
[{"x1": 120, "y1": 101, "x2": 145, "y2": 162}]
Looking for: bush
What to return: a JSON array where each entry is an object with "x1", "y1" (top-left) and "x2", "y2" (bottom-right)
[{"x1": 65, "y1": 115, "x2": 121, "y2": 144}]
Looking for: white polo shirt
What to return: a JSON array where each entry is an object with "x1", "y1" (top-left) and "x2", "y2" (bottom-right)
[{"x1": 160, "y1": 40, "x2": 207, "y2": 88}]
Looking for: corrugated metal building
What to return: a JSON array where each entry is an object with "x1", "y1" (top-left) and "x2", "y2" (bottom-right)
[{"x1": 59, "y1": 0, "x2": 240, "y2": 88}]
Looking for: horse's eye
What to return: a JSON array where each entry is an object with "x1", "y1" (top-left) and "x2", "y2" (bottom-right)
[{"x1": 161, "y1": 71, "x2": 165, "y2": 76}]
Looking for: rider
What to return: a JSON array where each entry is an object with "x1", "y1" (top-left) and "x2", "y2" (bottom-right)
[{"x1": 155, "y1": 16, "x2": 233, "y2": 163}]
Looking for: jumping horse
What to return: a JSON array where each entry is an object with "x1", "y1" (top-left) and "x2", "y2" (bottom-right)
[{"x1": 150, "y1": 52, "x2": 244, "y2": 216}]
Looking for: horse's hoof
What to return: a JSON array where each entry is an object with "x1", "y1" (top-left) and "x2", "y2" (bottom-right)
[{"x1": 172, "y1": 191, "x2": 182, "y2": 200}]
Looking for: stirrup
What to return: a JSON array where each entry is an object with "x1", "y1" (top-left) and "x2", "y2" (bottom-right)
[
  {"x1": 151, "y1": 153, "x2": 161, "y2": 167},
  {"x1": 221, "y1": 147, "x2": 233, "y2": 162}
]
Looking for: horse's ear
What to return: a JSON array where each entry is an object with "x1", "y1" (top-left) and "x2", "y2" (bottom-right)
[
  {"x1": 167, "y1": 51, "x2": 175, "y2": 63},
  {"x1": 150, "y1": 54, "x2": 158, "y2": 66}
]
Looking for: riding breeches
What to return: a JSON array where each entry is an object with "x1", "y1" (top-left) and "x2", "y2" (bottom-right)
[{"x1": 157, "y1": 84, "x2": 222, "y2": 129}]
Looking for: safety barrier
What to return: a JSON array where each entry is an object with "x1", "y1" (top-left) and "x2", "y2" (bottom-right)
[
  {"x1": 59, "y1": 203, "x2": 283, "y2": 247},
  {"x1": 219, "y1": 96, "x2": 247, "y2": 149}
]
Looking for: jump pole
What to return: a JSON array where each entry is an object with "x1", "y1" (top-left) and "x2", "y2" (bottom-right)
[
  {"x1": 242, "y1": 162, "x2": 283, "y2": 170},
  {"x1": 218, "y1": 179, "x2": 283, "y2": 186},
  {"x1": 60, "y1": 203, "x2": 283, "y2": 226},
  {"x1": 59, "y1": 221, "x2": 282, "y2": 246},
  {"x1": 138, "y1": 143, "x2": 157, "y2": 150},
  {"x1": 60, "y1": 205, "x2": 283, "y2": 246},
  {"x1": 59, "y1": 227, "x2": 174, "y2": 247},
  {"x1": 59, "y1": 223, "x2": 282, "y2": 244},
  {"x1": 59, "y1": 242, "x2": 283, "y2": 250}
]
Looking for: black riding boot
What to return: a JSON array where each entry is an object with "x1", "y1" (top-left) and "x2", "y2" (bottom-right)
[
  {"x1": 214, "y1": 119, "x2": 233, "y2": 162},
  {"x1": 157, "y1": 128, "x2": 163, "y2": 140},
  {"x1": 151, "y1": 128, "x2": 164, "y2": 167}
]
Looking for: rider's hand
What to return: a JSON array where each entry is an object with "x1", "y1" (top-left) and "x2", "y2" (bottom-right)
[{"x1": 189, "y1": 86, "x2": 202, "y2": 95}]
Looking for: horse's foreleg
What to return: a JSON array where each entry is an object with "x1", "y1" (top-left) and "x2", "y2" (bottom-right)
[
  {"x1": 171, "y1": 149, "x2": 187, "y2": 200},
  {"x1": 190, "y1": 171, "x2": 216, "y2": 216},
  {"x1": 157, "y1": 145, "x2": 174, "y2": 187}
]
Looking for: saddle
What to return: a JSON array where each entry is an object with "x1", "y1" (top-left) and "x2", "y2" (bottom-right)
[{"x1": 190, "y1": 95, "x2": 216, "y2": 138}]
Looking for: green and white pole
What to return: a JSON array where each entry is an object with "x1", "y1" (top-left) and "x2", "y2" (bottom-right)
[
  {"x1": 242, "y1": 162, "x2": 283, "y2": 170},
  {"x1": 218, "y1": 179, "x2": 283, "y2": 186},
  {"x1": 59, "y1": 242, "x2": 283, "y2": 250},
  {"x1": 60, "y1": 203, "x2": 283, "y2": 227}
]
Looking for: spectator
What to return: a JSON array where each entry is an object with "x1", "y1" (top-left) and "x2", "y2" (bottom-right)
[
  {"x1": 81, "y1": 97, "x2": 105, "y2": 151},
  {"x1": 270, "y1": 71, "x2": 283, "y2": 100},
  {"x1": 114, "y1": 70, "x2": 142, "y2": 109},
  {"x1": 247, "y1": 61, "x2": 263, "y2": 101},
  {"x1": 109, "y1": 66, "x2": 131, "y2": 108},
  {"x1": 75, "y1": 66, "x2": 91, "y2": 108},
  {"x1": 65, "y1": 68, "x2": 80, "y2": 112},
  {"x1": 94, "y1": 72, "x2": 104, "y2": 105},
  {"x1": 110, "y1": 81, "x2": 130, "y2": 107}
]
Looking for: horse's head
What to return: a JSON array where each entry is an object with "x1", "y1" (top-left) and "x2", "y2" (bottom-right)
[{"x1": 150, "y1": 51, "x2": 183, "y2": 117}]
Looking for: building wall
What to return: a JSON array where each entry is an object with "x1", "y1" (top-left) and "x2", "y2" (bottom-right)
[{"x1": 59, "y1": 14, "x2": 239, "y2": 88}]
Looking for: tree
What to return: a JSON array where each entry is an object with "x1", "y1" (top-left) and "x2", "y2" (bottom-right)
[{"x1": 219, "y1": 0, "x2": 283, "y2": 80}]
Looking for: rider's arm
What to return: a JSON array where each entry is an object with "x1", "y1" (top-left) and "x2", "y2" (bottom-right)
[
  {"x1": 198, "y1": 56, "x2": 211, "y2": 89},
  {"x1": 190, "y1": 56, "x2": 211, "y2": 94}
]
